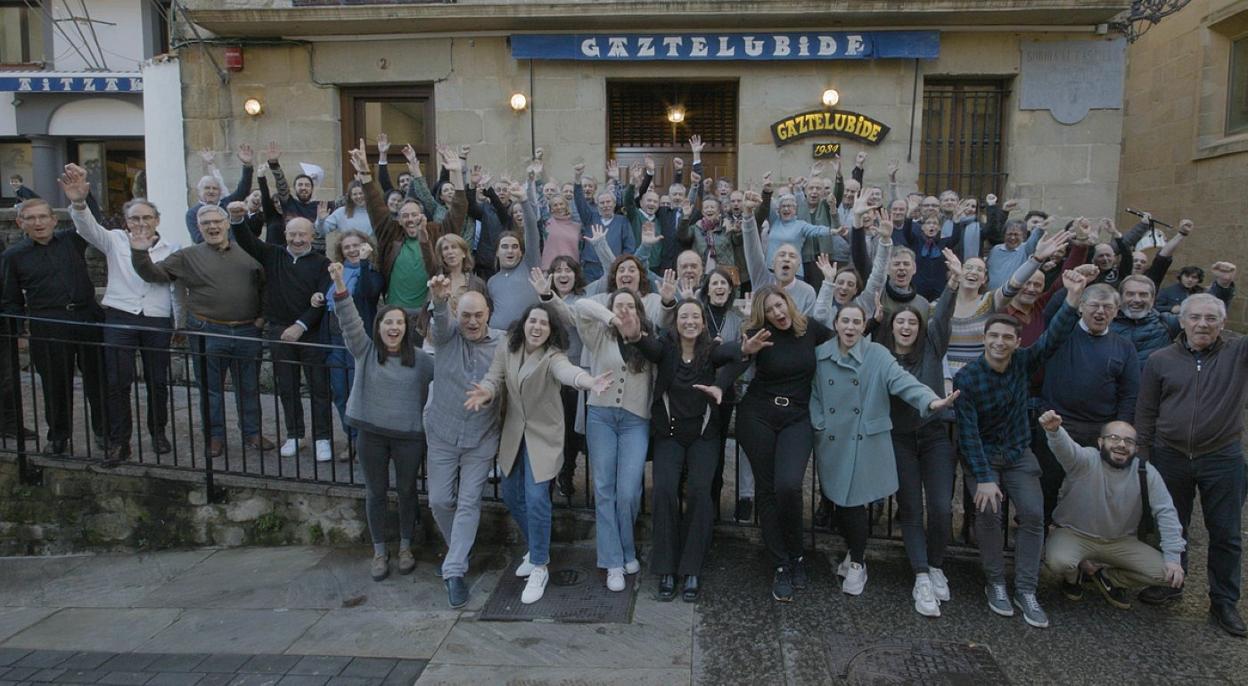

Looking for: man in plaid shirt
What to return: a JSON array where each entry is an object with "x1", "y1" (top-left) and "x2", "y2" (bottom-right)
[{"x1": 953, "y1": 268, "x2": 1088, "y2": 629}]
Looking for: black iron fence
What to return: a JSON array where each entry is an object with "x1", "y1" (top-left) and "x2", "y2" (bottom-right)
[{"x1": 0, "y1": 312, "x2": 1001, "y2": 551}]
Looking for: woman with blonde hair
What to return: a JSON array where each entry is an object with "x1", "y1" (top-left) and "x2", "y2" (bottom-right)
[{"x1": 434, "y1": 233, "x2": 477, "y2": 312}]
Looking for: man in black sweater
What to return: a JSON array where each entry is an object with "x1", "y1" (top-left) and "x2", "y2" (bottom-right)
[{"x1": 229, "y1": 202, "x2": 334, "y2": 462}]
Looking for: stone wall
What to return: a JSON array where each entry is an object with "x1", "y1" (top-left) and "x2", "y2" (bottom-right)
[
  {"x1": 1119, "y1": 0, "x2": 1248, "y2": 329},
  {"x1": 178, "y1": 30, "x2": 1124, "y2": 226}
]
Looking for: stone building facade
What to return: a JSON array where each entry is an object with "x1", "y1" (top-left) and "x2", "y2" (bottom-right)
[{"x1": 175, "y1": 1, "x2": 1131, "y2": 243}]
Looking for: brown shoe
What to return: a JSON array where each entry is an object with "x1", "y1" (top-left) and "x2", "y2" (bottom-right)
[
  {"x1": 207, "y1": 437, "x2": 224, "y2": 457},
  {"x1": 245, "y1": 435, "x2": 275, "y2": 451},
  {"x1": 101, "y1": 443, "x2": 131, "y2": 468}
]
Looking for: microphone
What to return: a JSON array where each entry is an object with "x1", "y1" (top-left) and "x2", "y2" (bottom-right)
[{"x1": 1124, "y1": 208, "x2": 1172, "y2": 229}]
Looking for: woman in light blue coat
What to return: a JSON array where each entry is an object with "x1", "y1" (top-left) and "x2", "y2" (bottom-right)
[{"x1": 809, "y1": 303, "x2": 959, "y2": 597}]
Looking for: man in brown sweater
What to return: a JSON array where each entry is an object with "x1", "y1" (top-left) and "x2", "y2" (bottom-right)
[
  {"x1": 1134, "y1": 290, "x2": 1247, "y2": 637},
  {"x1": 132, "y1": 204, "x2": 274, "y2": 457}
]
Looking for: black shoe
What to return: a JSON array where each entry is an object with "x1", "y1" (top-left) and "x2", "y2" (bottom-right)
[
  {"x1": 1061, "y1": 570, "x2": 1086, "y2": 601},
  {"x1": 1090, "y1": 569, "x2": 1131, "y2": 609},
  {"x1": 1138, "y1": 585, "x2": 1183, "y2": 606},
  {"x1": 43, "y1": 439, "x2": 67, "y2": 456},
  {"x1": 682, "y1": 575, "x2": 700, "y2": 603},
  {"x1": 657, "y1": 574, "x2": 676, "y2": 602},
  {"x1": 813, "y1": 498, "x2": 832, "y2": 529},
  {"x1": 445, "y1": 576, "x2": 469, "y2": 609},
  {"x1": 93, "y1": 433, "x2": 107, "y2": 451},
  {"x1": 734, "y1": 497, "x2": 753, "y2": 522},
  {"x1": 1211, "y1": 604, "x2": 1247, "y2": 637},
  {"x1": 791, "y1": 556, "x2": 809, "y2": 590},
  {"x1": 772, "y1": 566, "x2": 794, "y2": 603},
  {"x1": 557, "y1": 472, "x2": 576, "y2": 498},
  {"x1": 101, "y1": 443, "x2": 131, "y2": 468},
  {"x1": 151, "y1": 432, "x2": 172, "y2": 455}
]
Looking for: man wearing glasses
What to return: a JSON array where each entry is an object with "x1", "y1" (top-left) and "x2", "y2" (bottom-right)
[
  {"x1": 1035, "y1": 283, "x2": 1140, "y2": 525},
  {"x1": 1135, "y1": 289, "x2": 1247, "y2": 637}
]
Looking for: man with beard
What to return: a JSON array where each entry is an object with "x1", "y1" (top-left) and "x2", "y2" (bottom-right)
[
  {"x1": 186, "y1": 145, "x2": 255, "y2": 243},
  {"x1": 1035, "y1": 284, "x2": 1140, "y2": 524},
  {"x1": 1038, "y1": 412, "x2": 1184, "y2": 610},
  {"x1": 740, "y1": 197, "x2": 816, "y2": 315},
  {"x1": 1135, "y1": 293, "x2": 1248, "y2": 636},
  {"x1": 1112, "y1": 275, "x2": 1182, "y2": 368}
]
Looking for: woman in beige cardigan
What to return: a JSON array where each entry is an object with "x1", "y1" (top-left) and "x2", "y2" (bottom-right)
[{"x1": 466, "y1": 269, "x2": 612, "y2": 605}]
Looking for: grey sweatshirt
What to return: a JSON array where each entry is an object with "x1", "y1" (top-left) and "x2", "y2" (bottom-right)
[
  {"x1": 1046, "y1": 426, "x2": 1185, "y2": 564},
  {"x1": 335, "y1": 291, "x2": 434, "y2": 439}
]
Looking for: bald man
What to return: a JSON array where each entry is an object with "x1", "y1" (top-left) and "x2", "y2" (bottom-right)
[{"x1": 231, "y1": 206, "x2": 334, "y2": 461}]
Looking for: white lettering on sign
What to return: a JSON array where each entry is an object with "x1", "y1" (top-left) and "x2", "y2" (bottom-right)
[
  {"x1": 798, "y1": 36, "x2": 810, "y2": 56},
  {"x1": 581, "y1": 38, "x2": 600, "y2": 57},
  {"x1": 690, "y1": 36, "x2": 708, "y2": 57},
  {"x1": 845, "y1": 35, "x2": 865, "y2": 56},
  {"x1": 773, "y1": 35, "x2": 790, "y2": 57},
  {"x1": 104, "y1": 78, "x2": 119, "y2": 91},
  {"x1": 17, "y1": 78, "x2": 32, "y2": 91},
  {"x1": 637, "y1": 36, "x2": 655, "y2": 57},
  {"x1": 819, "y1": 36, "x2": 838, "y2": 56},
  {"x1": 662, "y1": 36, "x2": 682, "y2": 57},
  {"x1": 717, "y1": 36, "x2": 735, "y2": 57},
  {"x1": 744, "y1": 36, "x2": 764, "y2": 57},
  {"x1": 607, "y1": 37, "x2": 628, "y2": 57}
]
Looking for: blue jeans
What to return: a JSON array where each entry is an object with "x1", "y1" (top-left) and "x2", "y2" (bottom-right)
[
  {"x1": 1151, "y1": 441, "x2": 1247, "y2": 607},
  {"x1": 325, "y1": 332, "x2": 356, "y2": 441},
  {"x1": 500, "y1": 441, "x2": 552, "y2": 566},
  {"x1": 586, "y1": 406, "x2": 649, "y2": 569},
  {"x1": 186, "y1": 315, "x2": 262, "y2": 439}
]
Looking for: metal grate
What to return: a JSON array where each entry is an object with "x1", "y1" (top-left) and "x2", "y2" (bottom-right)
[
  {"x1": 919, "y1": 80, "x2": 1009, "y2": 203},
  {"x1": 478, "y1": 546, "x2": 637, "y2": 623},
  {"x1": 828, "y1": 635, "x2": 1011, "y2": 684},
  {"x1": 607, "y1": 81, "x2": 738, "y2": 150}
]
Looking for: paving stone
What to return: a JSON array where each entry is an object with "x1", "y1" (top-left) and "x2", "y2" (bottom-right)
[
  {"x1": 144, "y1": 656, "x2": 210, "y2": 673},
  {"x1": 323, "y1": 679, "x2": 380, "y2": 686},
  {"x1": 195, "y1": 675, "x2": 234, "y2": 686},
  {"x1": 193, "y1": 655, "x2": 252, "y2": 674},
  {"x1": 144, "y1": 674, "x2": 205, "y2": 686},
  {"x1": 275, "y1": 677, "x2": 329, "y2": 686},
  {"x1": 0, "y1": 649, "x2": 33, "y2": 668},
  {"x1": 60, "y1": 653, "x2": 116, "y2": 670},
  {"x1": 0, "y1": 608, "x2": 59, "y2": 643},
  {"x1": 98, "y1": 655, "x2": 163, "y2": 673},
  {"x1": 5, "y1": 610, "x2": 181, "y2": 653},
  {"x1": 30, "y1": 667, "x2": 69, "y2": 682},
  {"x1": 412, "y1": 664, "x2": 688, "y2": 685},
  {"x1": 15, "y1": 651, "x2": 76, "y2": 669},
  {"x1": 239, "y1": 656, "x2": 300, "y2": 675},
  {"x1": 53, "y1": 668, "x2": 110, "y2": 683},
  {"x1": 337, "y1": 659, "x2": 395, "y2": 680},
  {"x1": 285, "y1": 656, "x2": 350, "y2": 677},
  {"x1": 224, "y1": 674, "x2": 281, "y2": 686},
  {"x1": 137, "y1": 611, "x2": 324, "y2": 655},
  {"x1": 378, "y1": 660, "x2": 425, "y2": 686},
  {"x1": 97, "y1": 672, "x2": 155, "y2": 686},
  {"x1": 3, "y1": 666, "x2": 41, "y2": 681},
  {"x1": 286, "y1": 612, "x2": 454, "y2": 660},
  {"x1": 41, "y1": 552, "x2": 217, "y2": 610}
]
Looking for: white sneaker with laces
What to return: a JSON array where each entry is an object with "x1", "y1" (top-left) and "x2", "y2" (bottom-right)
[
  {"x1": 315, "y1": 439, "x2": 333, "y2": 462},
  {"x1": 929, "y1": 567, "x2": 951, "y2": 602},
  {"x1": 521, "y1": 565, "x2": 549, "y2": 604},
  {"x1": 606, "y1": 567, "x2": 626, "y2": 592},
  {"x1": 515, "y1": 553, "x2": 535, "y2": 577},
  {"x1": 842, "y1": 562, "x2": 868, "y2": 596},
  {"x1": 913, "y1": 574, "x2": 941, "y2": 617},
  {"x1": 836, "y1": 553, "x2": 851, "y2": 578},
  {"x1": 624, "y1": 559, "x2": 641, "y2": 575},
  {"x1": 280, "y1": 438, "x2": 299, "y2": 457}
]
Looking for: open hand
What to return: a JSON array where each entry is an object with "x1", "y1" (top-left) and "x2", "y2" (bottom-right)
[
  {"x1": 692, "y1": 384, "x2": 723, "y2": 405},
  {"x1": 741, "y1": 328, "x2": 773, "y2": 355},
  {"x1": 975, "y1": 482, "x2": 1003, "y2": 513},
  {"x1": 464, "y1": 383, "x2": 494, "y2": 411}
]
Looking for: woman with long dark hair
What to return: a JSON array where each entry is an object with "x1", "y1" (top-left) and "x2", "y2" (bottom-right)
[
  {"x1": 630, "y1": 298, "x2": 743, "y2": 601},
  {"x1": 699, "y1": 268, "x2": 754, "y2": 520},
  {"x1": 549, "y1": 255, "x2": 591, "y2": 497},
  {"x1": 466, "y1": 273, "x2": 612, "y2": 604},
  {"x1": 327, "y1": 261, "x2": 433, "y2": 582}
]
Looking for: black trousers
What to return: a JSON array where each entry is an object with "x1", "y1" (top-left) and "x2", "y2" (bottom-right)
[
  {"x1": 1031, "y1": 414, "x2": 1099, "y2": 526},
  {"x1": 266, "y1": 326, "x2": 333, "y2": 441},
  {"x1": 103, "y1": 309, "x2": 172, "y2": 442},
  {"x1": 558, "y1": 385, "x2": 583, "y2": 483},
  {"x1": 651, "y1": 418, "x2": 720, "y2": 576},
  {"x1": 0, "y1": 330, "x2": 22, "y2": 432},
  {"x1": 735, "y1": 395, "x2": 812, "y2": 567},
  {"x1": 838, "y1": 505, "x2": 870, "y2": 563},
  {"x1": 28, "y1": 312, "x2": 105, "y2": 443}
]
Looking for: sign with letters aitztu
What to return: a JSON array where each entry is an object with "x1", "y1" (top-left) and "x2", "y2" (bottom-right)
[
  {"x1": 771, "y1": 111, "x2": 890, "y2": 147},
  {"x1": 510, "y1": 32, "x2": 939, "y2": 61}
]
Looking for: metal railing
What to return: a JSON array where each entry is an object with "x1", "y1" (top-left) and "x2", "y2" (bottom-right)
[{"x1": 0, "y1": 312, "x2": 1000, "y2": 552}]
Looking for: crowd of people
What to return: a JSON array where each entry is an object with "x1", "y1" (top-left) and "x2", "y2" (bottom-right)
[{"x1": 0, "y1": 133, "x2": 1244, "y2": 637}]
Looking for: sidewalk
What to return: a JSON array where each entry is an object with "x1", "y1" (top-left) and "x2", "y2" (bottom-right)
[{"x1": 1, "y1": 534, "x2": 1244, "y2": 685}]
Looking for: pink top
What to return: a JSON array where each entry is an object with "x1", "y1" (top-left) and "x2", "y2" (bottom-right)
[{"x1": 541, "y1": 216, "x2": 583, "y2": 269}]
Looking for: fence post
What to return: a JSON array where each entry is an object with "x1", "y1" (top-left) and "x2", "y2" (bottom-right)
[
  {"x1": 6, "y1": 321, "x2": 41, "y2": 486},
  {"x1": 196, "y1": 332, "x2": 226, "y2": 504}
]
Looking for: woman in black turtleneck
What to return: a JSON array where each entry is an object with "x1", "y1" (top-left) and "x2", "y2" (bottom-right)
[
  {"x1": 699, "y1": 268, "x2": 751, "y2": 519},
  {"x1": 722, "y1": 284, "x2": 833, "y2": 603}
]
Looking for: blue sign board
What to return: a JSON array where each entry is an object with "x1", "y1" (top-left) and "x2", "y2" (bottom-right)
[
  {"x1": 0, "y1": 75, "x2": 143, "y2": 93},
  {"x1": 511, "y1": 32, "x2": 939, "y2": 61}
]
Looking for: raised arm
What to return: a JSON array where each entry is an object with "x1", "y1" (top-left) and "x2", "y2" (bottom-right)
[
  {"x1": 740, "y1": 213, "x2": 771, "y2": 289},
  {"x1": 222, "y1": 145, "x2": 255, "y2": 205},
  {"x1": 330, "y1": 263, "x2": 372, "y2": 359}
]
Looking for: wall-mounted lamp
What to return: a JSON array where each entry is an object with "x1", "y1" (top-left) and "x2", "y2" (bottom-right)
[
  {"x1": 821, "y1": 89, "x2": 840, "y2": 108},
  {"x1": 509, "y1": 92, "x2": 529, "y2": 112},
  {"x1": 666, "y1": 107, "x2": 685, "y2": 124},
  {"x1": 243, "y1": 98, "x2": 263, "y2": 116}
]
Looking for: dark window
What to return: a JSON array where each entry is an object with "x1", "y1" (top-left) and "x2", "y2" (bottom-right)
[
  {"x1": 920, "y1": 80, "x2": 1009, "y2": 202},
  {"x1": 340, "y1": 86, "x2": 435, "y2": 186},
  {"x1": 0, "y1": 2, "x2": 45, "y2": 65},
  {"x1": 607, "y1": 80, "x2": 738, "y2": 189},
  {"x1": 1229, "y1": 36, "x2": 1248, "y2": 135}
]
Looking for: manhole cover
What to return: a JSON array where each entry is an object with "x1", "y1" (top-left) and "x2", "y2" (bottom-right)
[
  {"x1": 836, "y1": 638, "x2": 1009, "y2": 685},
  {"x1": 478, "y1": 546, "x2": 636, "y2": 623}
]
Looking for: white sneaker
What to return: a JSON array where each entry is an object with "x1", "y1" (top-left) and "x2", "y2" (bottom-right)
[
  {"x1": 842, "y1": 562, "x2": 868, "y2": 596},
  {"x1": 836, "y1": 553, "x2": 851, "y2": 578},
  {"x1": 521, "y1": 565, "x2": 548, "y2": 604},
  {"x1": 929, "y1": 567, "x2": 951, "y2": 602},
  {"x1": 624, "y1": 559, "x2": 641, "y2": 575},
  {"x1": 515, "y1": 553, "x2": 535, "y2": 578},
  {"x1": 606, "y1": 567, "x2": 626, "y2": 592},
  {"x1": 279, "y1": 438, "x2": 299, "y2": 457},
  {"x1": 913, "y1": 574, "x2": 941, "y2": 617},
  {"x1": 315, "y1": 439, "x2": 332, "y2": 462}
]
